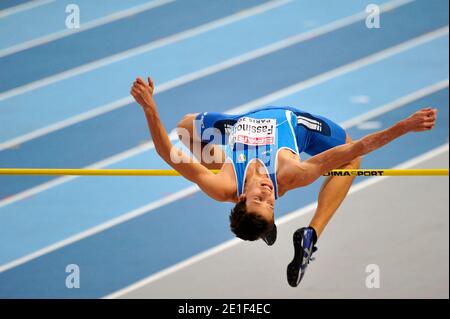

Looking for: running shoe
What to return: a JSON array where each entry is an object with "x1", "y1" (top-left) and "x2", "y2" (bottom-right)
[{"x1": 286, "y1": 227, "x2": 317, "y2": 287}]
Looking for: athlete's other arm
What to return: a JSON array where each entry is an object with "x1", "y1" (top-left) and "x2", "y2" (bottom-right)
[
  {"x1": 130, "y1": 76, "x2": 231, "y2": 202},
  {"x1": 287, "y1": 108, "x2": 438, "y2": 189}
]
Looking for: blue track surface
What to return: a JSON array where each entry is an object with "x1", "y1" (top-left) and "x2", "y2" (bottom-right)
[
  {"x1": 0, "y1": 0, "x2": 387, "y2": 141},
  {"x1": 0, "y1": 0, "x2": 448, "y2": 298},
  {"x1": 0, "y1": 0, "x2": 29, "y2": 11},
  {"x1": 0, "y1": 0, "x2": 269, "y2": 92},
  {"x1": 0, "y1": 0, "x2": 156, "y2": 50}
]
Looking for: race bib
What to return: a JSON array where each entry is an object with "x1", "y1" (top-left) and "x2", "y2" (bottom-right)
[{"x1": 229, "y1": 117, "x2": 277, "y2": 146}]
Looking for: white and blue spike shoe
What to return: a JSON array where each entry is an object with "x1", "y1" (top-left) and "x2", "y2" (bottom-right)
[{"x1": 287, "y1": 227, "x2": 318, "y2": 287}]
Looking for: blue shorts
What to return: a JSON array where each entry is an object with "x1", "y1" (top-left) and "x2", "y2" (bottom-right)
[{"x1": 194, "y1": 106, "x2": 347, "y2": 156}]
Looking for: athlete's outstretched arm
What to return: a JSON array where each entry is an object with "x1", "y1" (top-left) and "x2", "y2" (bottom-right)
[
  {"x1": 130, "y1": 76, "x2": 233, "y2": 202},
  {"x1": 288, "y1": 108, "x2": 438, "y2": 189}
]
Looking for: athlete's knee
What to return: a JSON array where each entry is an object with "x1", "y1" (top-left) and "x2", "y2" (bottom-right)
[
  {"x1": 177, "y1": 113, "x2": 198, "y2": 130},
  {"x1": 176, "y1": 113, "x2": 198, "y2": 141}
]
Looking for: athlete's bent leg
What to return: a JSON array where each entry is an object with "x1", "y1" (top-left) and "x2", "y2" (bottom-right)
[
  {"x1": 308, "y1": 134, "x2": 361, "y2": 237},
  {"x1": 176, "y1": 113, "x2": 225, "y2": 170}
]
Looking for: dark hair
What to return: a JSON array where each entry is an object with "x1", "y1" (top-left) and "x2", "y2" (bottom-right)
[{"x1": 229, "y1": 199, "x2": 272, "y2": 241}]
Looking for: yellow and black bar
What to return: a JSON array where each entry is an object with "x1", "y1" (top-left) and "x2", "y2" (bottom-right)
[
  {"x1": 322, "y1": 169, "x2": 448, "y2": 177},
  {"x1": 0, "y1": 168, "x2": 448, "y2": 176}
]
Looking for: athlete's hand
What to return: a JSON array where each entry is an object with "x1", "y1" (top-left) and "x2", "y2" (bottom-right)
[
  {"x1": 403, "y1": 107, "x2": 438, "y2": 132},
  {"x1": 130, "y1": 76, "x2": 156, "y2": 111}
]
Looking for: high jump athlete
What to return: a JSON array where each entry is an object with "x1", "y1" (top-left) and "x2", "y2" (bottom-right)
[{"x1": 131, "y1": 76, "x2": 437, "y2": 287}]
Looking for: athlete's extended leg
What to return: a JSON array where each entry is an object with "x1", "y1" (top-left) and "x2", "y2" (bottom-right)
[
  {"x1": 176, "y1": 113, "x2": 225, "y2": 170},
  {"x1": 287, "y1": 134, "x2": 360, "y2": 287},
  {"x1": 309, "y1": 134, "x2": 360, "y2": 237}
]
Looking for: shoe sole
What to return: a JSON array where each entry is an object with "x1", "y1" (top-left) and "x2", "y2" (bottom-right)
[{"x1": 286, "y1": 229, "x2": 305, "y2": 287}]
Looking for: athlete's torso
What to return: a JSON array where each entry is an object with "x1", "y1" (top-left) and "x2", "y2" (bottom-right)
[{"x1": 224, "y1": 108, "x2": 300, "y2": 200}]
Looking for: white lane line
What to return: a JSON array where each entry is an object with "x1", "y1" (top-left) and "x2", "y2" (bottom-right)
[
  {"x1": 224, "y1": 27, "x2": 448, "y2": 115},
  {"x1": 0, "y1": 0, "x2": 54, "y2": 19},
  {"x1": 104, "y1": 143, "x2": 449, "y2": 299},
  {"x1": 0, "y1": 131, "x2": 178, "y2": 210},
  {"x1": 0, "y1": 96, "x2": 133, "y2": 151},
  {"x1": 0, "y1": 85, "x2": 445, "y2": 273},
  {"x1": 340, "y1": 79, "x2": 449, "y2": 129},
  {"x1": 0, "y1": 0, "x2": 293, "y2": 99},
  {"x1": 392, "y1": 144, "x2": 449, "y2": 169},
  {"x1": 107, "y1": 237, "x2": 243, "y2": 299},
  {"x1": 0, "y1": 185, "x2": 199, "y2": 273},
  {"x1": 1, "y1": 15, "x2": 444, "y2": 154},
  {"x1": 0, "y1": 0, "x2": 175, "y2": 57}
]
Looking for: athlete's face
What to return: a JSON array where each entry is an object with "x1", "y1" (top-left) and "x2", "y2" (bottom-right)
[{"x1": 243, "y1": 177, "x2": 275, "y2": 222}]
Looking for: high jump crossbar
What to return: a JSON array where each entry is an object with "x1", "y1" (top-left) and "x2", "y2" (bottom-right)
[{"x1": 0, "y1": 168, "x2": 448, "y2": 176}]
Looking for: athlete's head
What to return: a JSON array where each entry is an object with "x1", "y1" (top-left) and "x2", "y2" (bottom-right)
[{"x1": 229, "y1": 177, "x2": 275, "y2": 241}]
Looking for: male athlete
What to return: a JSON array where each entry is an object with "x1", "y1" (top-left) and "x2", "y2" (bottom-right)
[{"x1": 131, "y1": 76, "x2": 437, "y2": 287}]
